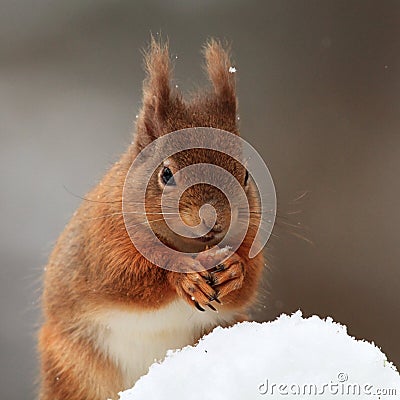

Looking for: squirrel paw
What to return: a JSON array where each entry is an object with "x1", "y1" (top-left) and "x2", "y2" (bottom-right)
[
  {"x1": 168, "y1": 258, "x2": 219, "y2": 312},
  {"x1": 208, "y1": 253, "x2": 245, "y2": 303}
]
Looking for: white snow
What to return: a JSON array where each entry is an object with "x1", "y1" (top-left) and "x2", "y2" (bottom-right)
[{"x1": 118, "y1": 311, "x2": 400, "y2": 399}]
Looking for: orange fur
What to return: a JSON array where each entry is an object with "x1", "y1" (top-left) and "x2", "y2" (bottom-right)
[{"x1": 38, "y1": 38, "x2": 265, "y2": 399}]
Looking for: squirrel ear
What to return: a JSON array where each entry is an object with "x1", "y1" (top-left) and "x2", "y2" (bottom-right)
[
  {"x1": 203, "y1": 39, "x2": 237, "y2": 115},
  {"x1": 137, "y1": 36, "x2": 173, "y2": 144}
]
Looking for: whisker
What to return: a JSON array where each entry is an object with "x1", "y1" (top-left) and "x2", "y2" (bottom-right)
[
  {"x1": 287, "y1": 230, "x2": 314, "y2": 245},
  {"x1": 292, "y1": 191, "x2": 310, "y2": 202},
  {"x1": 63, "y1": 186, "x2": 122, "y2": 204},
  {"x1": 235, "y1": 218, "x2": 279, "y2": 238},
  {"x1": 100, "y1": 184, "x2": 125, "y2": 188},
  {"x1": 123, "y1": 201, "x2": 179, "y2": 211},
  {"x1": 124, "y1": 211, "x2": 179, "y2": 215},
  {"x1": 277, "y1": 220, "x2": 304, "y2": 230},
  {"x1": 124, "y1": 217, "x2": 175, "y2": 229},
  {"x1": 237, "y1": 207, "x2": 276, "y2": 215},
  {"x1": 286, "y1": 210, "x2": 303, "y2": 215},
  {"x1": 82, "y1": 211, "x2": 179, "y2": 221}
]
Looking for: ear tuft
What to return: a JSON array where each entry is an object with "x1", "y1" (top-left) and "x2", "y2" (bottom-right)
[
  {"x1": 137, "y1": 36, "x2": 173, "y2": 143},
  {"x1": 203, "y1": 39, "x2": 237, "y2": 108},
  {"x1": 143, "y1": 36, "x2": 171, "y2": 117},
  {"x1": 143, "y1": 36, "x2": 171, "y2": 119}
]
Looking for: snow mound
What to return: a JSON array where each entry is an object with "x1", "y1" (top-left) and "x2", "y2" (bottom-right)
[{"x1": 119, "y1": 311, "x2": 400, "y2": 399}]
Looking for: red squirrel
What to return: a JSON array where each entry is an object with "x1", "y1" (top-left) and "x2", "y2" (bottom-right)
[{"x1": 38, "y1": 38, "x2": 265, "y2": 400}]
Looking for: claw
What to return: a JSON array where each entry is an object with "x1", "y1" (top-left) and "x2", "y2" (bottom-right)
[
  {"x1": 215, "y1": 263, "x2": 225, "y2": 272},
  {"x1": 205, "y1": 274, "x2": 216, "y2": 286},
  {"x1": 194, "y1": 301, "x2": 205, "y2": 312},
  {"x1": 207, "y1": 303, "x2": 217, "y2": 311},
  {"x1": 211, "y1": 291, "x2": 222, "y2": 304}
]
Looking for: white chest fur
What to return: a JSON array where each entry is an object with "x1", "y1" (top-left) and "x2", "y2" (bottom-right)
[{"x1": 93, "y1": 300, "x2": 236, "y2": 388}]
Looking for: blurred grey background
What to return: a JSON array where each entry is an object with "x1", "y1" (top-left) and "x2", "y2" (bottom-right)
[{"x1": 1, "y1": 0, "x2": 399, "y2": 398}]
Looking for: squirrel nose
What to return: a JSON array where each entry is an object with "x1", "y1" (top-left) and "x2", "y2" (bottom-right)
[
  {"x1": 198, "y1": 204, "x2": 217, "y2": 230},
  {"x1": 200, "y1": 217, "x2": 213, "y2": 230}
]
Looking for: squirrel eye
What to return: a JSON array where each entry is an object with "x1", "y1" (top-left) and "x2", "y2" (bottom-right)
[
  {"x1": 161, "y1": 167, "x2": 176, "y2": 186},
  {"x1": 244, "y1": 169, "x2": 249, "y2": 186}
]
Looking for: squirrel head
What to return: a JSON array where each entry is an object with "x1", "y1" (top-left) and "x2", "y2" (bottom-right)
[{"x1": 126, "y1": 38, "x2": 258, "y2": 253}]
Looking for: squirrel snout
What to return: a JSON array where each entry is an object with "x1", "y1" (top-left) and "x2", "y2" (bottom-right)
[
  {"x1": 199, "y1": 204, "x2": 229, "y2": 240},
  {"x1": 198, "y1": 203, "x2": 229, "y2": 235},
  {"x1": 199, "y1": 203, "x2": 217, "y2": 230},
  {"x1": 179, "y1": 202, "x2": 230, "y2": 242}
]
